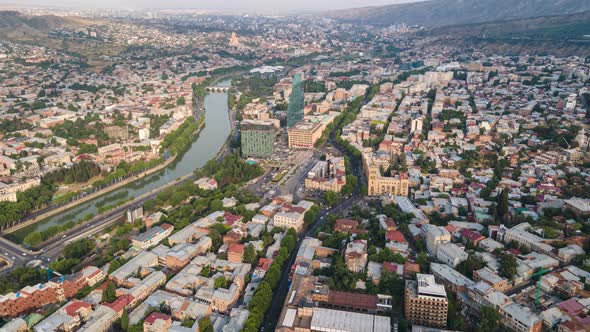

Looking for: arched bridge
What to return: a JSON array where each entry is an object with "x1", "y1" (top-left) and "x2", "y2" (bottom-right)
[{"x1": 205, "y1": 86, "x2": 230, "y2": 93}]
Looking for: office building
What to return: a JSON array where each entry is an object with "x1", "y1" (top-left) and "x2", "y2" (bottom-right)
[
  {"x1": 287, "y1": 73, "x2": 304, "y2": 128},
  {"x1": 288, "y1": 121, "x2": 323, "y2": 149},
  {"x1": 241, "y1": 120, "x2": 274, "y2": 157}
]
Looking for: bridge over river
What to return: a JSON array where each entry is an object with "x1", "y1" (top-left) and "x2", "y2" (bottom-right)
[{"x1": 205, "y1": 86, "x2": 231, "y2": 93}]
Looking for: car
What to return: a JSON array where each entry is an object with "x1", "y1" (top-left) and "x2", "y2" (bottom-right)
[
  {"x1": 62, "y1": 235, "x2": 67, "y2": 238},
  {"x1": 3, "y1": 252, "x2": 7, "y2": 256},
  {"x1": 11, "y1": 256, "x2": 15, "y2": 260}
]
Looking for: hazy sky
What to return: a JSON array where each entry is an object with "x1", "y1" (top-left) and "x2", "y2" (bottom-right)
[{"x1": 3, "y1": 0, "x2": 421, "y2": 11}]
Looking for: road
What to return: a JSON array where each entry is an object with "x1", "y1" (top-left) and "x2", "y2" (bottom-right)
[
  {"x1": 261, "y1": 93, "x2": 370, "y2": 331},
  {"x1": 0, "y1": 175, "x2": 185, "y2": 273},
  {"x1": 261, "y1": 135, "x2": 366, "y2": 331},
  {"x1": 0, "y1": 123, "x2": 238, "y2": 274},
  {"x1": 261, "y1": 193, "x2": 362, "y2": 331}
]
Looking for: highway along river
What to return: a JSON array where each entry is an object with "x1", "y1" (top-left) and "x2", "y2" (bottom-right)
[{"x1": 7, "y1": 79, "x2": 232, "y2": 244}]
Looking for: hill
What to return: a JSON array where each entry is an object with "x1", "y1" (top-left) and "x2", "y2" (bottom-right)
[
  {"x1": 420, "y1": 11, "x2": 590, "y2": 56},
  {"x1": 325, "y1": 0, "x2": 590, "y2": 28},
  {"x1": 0, "y1": 11, "x2": 84, "y2": 41}
]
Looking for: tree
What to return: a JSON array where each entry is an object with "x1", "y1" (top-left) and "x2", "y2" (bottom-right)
[
  {"x1": 50, "y1": 258, "x2": 80, "y2": 274},
  {"x1": 447, "y1": 292, "x2": 465, "y2": 331},
  {"x1": 214, "y1": 276, "x2": 230, "y2": 289},
  {"x1": 456, "y1": 255, "x2": 486, "y2": 279},
  {"x1": 243, "y1": 244, "x2": 257, "y2": 264},
  {"x1": 102, "y1": 281, "x2": 117, "y2": 303},
  {"x1": 265, "y1": 264, "x2": 281, "y2": 289},
  {"x1": 198, "y1": 317, "x2": 213, "y2": 332},
  {"x1": 249, "y1": 281, "x2": 273, "y2": 313},
  {"x1": 181, "y1": 318, "x2": 195, "y2": 328},
  {"x1": 324, "y1": 191, "x2": 340, "y2": 207},
  {"x1": 120, "y1": 309, "x2": 129, "y2": 331},
  {"x1": 108, "y1": 260, "x2": 122, "y2": 274},
  {"x1": 303, "y1": 205, "x2": 320, "y2": 226},
  {"x1": 497, "y1": 189, "x2": 509, "y2": 221},
  {"x1": 63, "y1": 239, "x2": 95, "y2": 259},
  {"x1": 416, "y1": 252, "x2": 431, "y2": 272},
  {"x1": 479, "y1": 306, "x2": 501, "y2": 332},
  {"x1": 499, "y1": 253, "x2": 517, "y2": 280}
]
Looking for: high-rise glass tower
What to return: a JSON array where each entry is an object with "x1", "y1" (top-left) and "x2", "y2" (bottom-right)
[{"x1": 287, "y1": 72, "x2": 304, "y2": 128}]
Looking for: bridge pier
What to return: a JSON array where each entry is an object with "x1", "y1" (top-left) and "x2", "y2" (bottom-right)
[{"x1": 205, "y1": 86, "x2": 230, "y2": 93}]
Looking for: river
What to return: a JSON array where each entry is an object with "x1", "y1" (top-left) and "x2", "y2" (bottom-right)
[{"x1": 8, "y1": 79, "x2": 232, "y2": 243}]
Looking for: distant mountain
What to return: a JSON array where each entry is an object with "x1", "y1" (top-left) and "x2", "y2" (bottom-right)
[
  {"x1": 325, "y1": 0, "x2": 590, "y2": 27},
  {"x1": 420, "y1": 11, "x2": 590, "y2": 56},
  {"x1": 0, "y1": 11, "x2": 82, "y2": 40}
]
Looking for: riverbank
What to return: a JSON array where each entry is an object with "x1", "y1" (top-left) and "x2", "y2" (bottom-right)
[
  {"x1": 4, "y1": 154, "x2": 176, "y2": 235},
  {"x1": 3, "y1": 118, "x2": 206, "y2": 235},
  {"x1": 28, "y1": 171, "x2": 195, "y2": 251},
  {"x1": 4, "y1": 78, "x2": 232, "y2": 245},
  {"x1": 20, "y1": 94, "x2": 233, "y2": 248}
]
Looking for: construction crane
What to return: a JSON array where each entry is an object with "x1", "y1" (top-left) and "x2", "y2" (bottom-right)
[{"x1": 531, "y1": 268, "x2": 550, "y2": 307}]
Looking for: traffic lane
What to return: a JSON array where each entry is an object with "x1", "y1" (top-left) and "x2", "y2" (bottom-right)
[{"x1": 262, "y1": 194, "x2": 361, "y2": 331}]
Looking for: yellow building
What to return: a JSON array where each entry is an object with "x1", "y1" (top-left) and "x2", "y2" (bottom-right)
[
  {"x1": 288, "y1": 121, "x2": 323, "y2": 149},
  {"x1": 366, "y1": 163, "x2": 409, "y2": 196}
]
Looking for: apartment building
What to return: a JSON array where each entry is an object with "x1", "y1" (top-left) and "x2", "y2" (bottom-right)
[
  {"x1": 304, "y1": 156, "x2": 346, "y2": 192},
  {"x1": 273, "y1": 211, "x2": 305, "y2": 232},
  {"x1": 436, "y1": 243, "x2": 468, "y2": 268},
  {"x1": 422, "y1": 225, "x2": 451, "y2": 256},
  {"x1": 345, "y1": 240, "x2": 368, "y2": 273},
  {"x1": 0, "y1": 266, "x2": 104, "y2": 317},
  {"x1": 131, "y1": 224, "x2": 174, "y2": 249},
  {"x1": 499, "y1": 223, "x2": 553, "y2": 255},
  {"x1": 405, "y1": 274, "x2": 448, "y2": 329}
]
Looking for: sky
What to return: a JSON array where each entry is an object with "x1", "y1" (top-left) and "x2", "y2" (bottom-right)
[{"x1": 2, "y1": 0, "x2": 421, "y2": 12}]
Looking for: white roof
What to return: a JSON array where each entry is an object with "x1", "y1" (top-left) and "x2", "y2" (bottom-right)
[
  {"x1": 282, "y1": 308, "x2": 297, "y2": 328},
  {"x1": 502, "y1": 303, "x2": 541, "y2": 327},
  {"x1": 416, "y1": 274, "x2": 447, "y2": 298},
  {"x1": 310, "y1": 307, "x2": 390, "y2": 332},
  {"x1": 431, "y1": 263, "x2": 475, "y2": 288}
]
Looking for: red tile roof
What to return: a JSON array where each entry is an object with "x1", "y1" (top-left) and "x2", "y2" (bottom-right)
[
  {"x1": 327, "y1": 291, "x2": 378, "y2": 311},
  {"x1": 228, "y1": 243, "x2": 244, "y2": 254},
  {"x1": 383, "y1": 262, "x2": 403, "y2": 275},
  {"x1": 105, "y1": 294, "x2": 134, "y2": 313},
  {"x1": 223, "y1": 211, "x2": 243, "y2": 225},
  {"x1": 257, "y1": 258, "x2": 273, "y2": 271},
  {"x1": 65, "y1": 301, "x2": 91, "y2": 317},
  {"x1": 144, "y1": 312, "x2": 171, "y2": 325},
  {"x1": 385, "y1": 230, "x2": 407, "y2": 243},
  {"x1": 404, "y1": 262, "x2": 420, "y2": 274},
  {"x1": 460, "y1": 229, "x2": 485, "y2": 242},
  {"x1": 507, "y1": 248, "x2": 521, "y2": 256}
]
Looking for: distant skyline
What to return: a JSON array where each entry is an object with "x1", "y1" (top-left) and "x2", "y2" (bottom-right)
[{"x1": 0, "y1": 0, "x2": 424, "y2": 12}]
